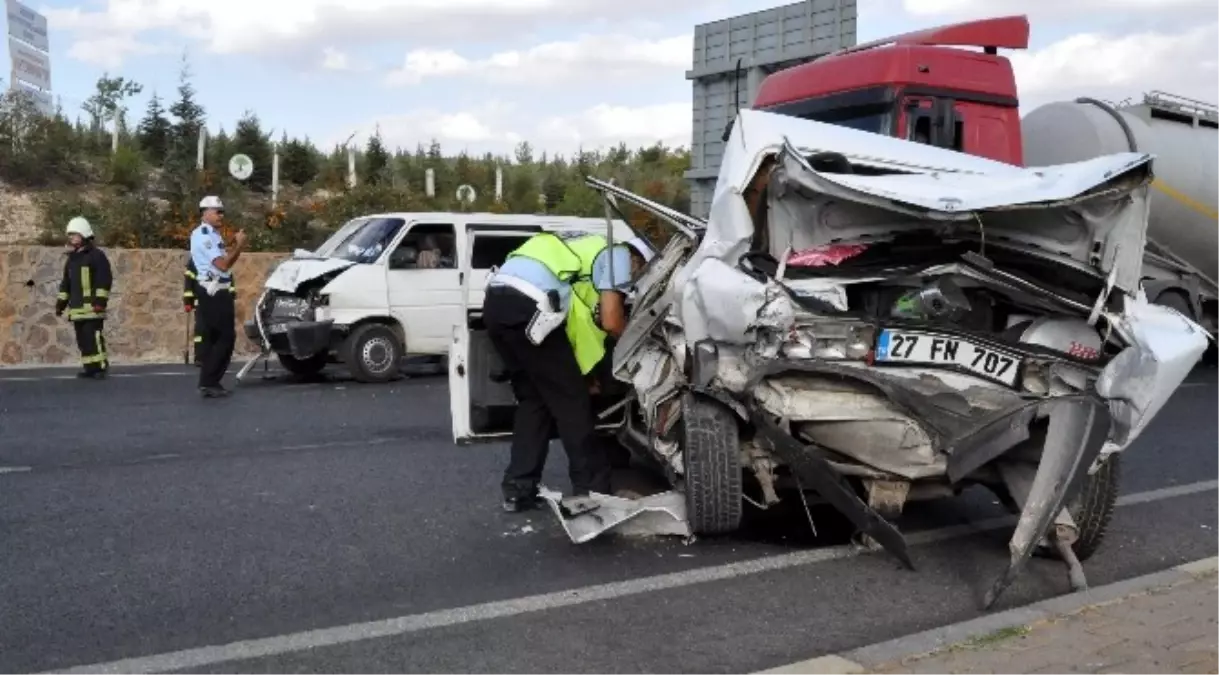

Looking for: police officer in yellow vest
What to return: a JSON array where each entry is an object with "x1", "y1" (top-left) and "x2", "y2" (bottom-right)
[{"x1": 484, "y1": 231, "x2": 655, "y2": 512}]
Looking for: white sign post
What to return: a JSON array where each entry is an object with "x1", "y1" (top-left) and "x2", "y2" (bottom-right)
[{"x1": 228, "y1": 153, "x2": 254, "y2": 181}]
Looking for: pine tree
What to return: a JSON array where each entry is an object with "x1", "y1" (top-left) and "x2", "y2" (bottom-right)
[
  {"x1": 232, "y1": 110, "x2": 273, "y2": 191},
  {"x1": 136, "y1": 92, "x2": 171, "y2": 162},
  {"x1": 167, "y1": 55, "x2": 206, "y2": 173},
  {"x1": 281, "y1": 137, "x2": 318, "y2": 186},
  {"x1": 364, "y1": 129, "x2": 390, "y2": 185}
]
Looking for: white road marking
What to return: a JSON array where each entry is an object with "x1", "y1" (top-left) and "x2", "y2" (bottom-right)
[
  {"x1": 50, "y1": 479, "x2": 1218, "y2": 675},
  {"x1": 0, "y1": 466, "x2": 32, "y2": 474}
]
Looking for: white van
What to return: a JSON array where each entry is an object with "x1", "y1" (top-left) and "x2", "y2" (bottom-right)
[{"x1": 242, "y1": 211, "x2": 636, "y2": 383}]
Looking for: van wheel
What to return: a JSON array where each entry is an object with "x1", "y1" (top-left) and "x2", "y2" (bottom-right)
[
  {"x1": 680, "y1": 393, "x2": 743, "y2": 535},
  {"x1": 278, "y1": 353, "x2": 328, "y2": 377},
  {"x1": 345, "y1": 324, "x2": 402, "y2": 383}
]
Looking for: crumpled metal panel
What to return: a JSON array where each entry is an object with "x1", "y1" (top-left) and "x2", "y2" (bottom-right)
[
  {"x1": 538, "y1": 487, "x2": 690, "y2": 543},
  {"x1": 984, "y1": 395, "x2": 1111, "y2": 609}
]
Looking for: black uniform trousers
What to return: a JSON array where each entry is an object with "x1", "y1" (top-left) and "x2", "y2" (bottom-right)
[
  {"x1": 483, "y1": 285, "x2": 611, "y2": 499},
  {"x1": 197, "y1": 288, "x2": 236, "y2": 388},
  {"x1": 193, "y1": 309, "x2": 208, "y2": 364},
  {"x1": 72, "y1": 318, "x2": 108, "y2": 373}
]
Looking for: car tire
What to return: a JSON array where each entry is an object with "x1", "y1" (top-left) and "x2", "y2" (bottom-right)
[
  {"x1": 1056, "y1": 452, "x2": 1121, "y2": 562},
  {"x1": 990, "y1": 452, "x2": 1120, "y2": 563},
  {"x1": 680, "y1": 393, "x2": 743, "y2": 535},
  {"x1": 344, "y1": 323, "x2": 402, "y2": 383},
  {"x1": 278, "y1": 352, "x2": 328, "y2": 377},
  {"x1": 1153, "y1": 290, "x2": 1193, "y2": 319}
]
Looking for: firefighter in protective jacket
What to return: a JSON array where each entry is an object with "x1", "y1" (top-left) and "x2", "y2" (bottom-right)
[
  {"x1": 55, "y1": 217, "x2": 113, "y2": 379},
  {"x1": 183, "y1": 257, "x2": 205, "y2": 365}
]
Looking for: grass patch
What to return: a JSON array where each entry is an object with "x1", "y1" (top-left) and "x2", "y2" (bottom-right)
[{"x1": 956, "y1": 625, "x2": 1031, "y2": 650}]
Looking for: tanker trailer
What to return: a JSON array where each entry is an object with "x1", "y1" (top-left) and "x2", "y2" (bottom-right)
[{"x1": 1021, "y1": 91, "x2": 1218, "y2": 335}]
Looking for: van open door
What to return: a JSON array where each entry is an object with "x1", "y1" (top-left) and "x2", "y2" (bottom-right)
[{"x1": 449, "y1": 226, "x2": 630, "y2": 444}]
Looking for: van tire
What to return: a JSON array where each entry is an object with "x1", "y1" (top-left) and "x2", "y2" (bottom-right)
[
  {"x1": 278, "y1": 353, "x2": 328, "y2": 377},
  {"x1": 345, "y1": 324, "x2": 402, "y2": 383},
  {"x1": 680, "y1": 393, "x2": 743, "y2": 536}
]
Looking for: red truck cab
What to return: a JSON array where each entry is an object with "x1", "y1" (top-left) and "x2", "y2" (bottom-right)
[{"x1": 752, "y1": 15, "x2": 1029, "y2": 166}]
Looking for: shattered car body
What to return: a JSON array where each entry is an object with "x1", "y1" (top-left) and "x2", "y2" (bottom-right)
[{"x1": 573, "y1": 110, "x2": 1208, "y2": 607}]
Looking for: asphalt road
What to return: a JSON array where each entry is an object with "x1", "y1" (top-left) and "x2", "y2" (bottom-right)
[{"x1": 0, "y1": 360, "x2": 1215, "y2": 673}]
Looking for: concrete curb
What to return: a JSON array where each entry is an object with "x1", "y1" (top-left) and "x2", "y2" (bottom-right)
[{"x1": 758, "y1": 556, "x2": 1218, "y2": 674}]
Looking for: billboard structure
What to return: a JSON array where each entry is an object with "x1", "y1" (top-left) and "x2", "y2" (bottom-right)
[
  {"x1": 5, "y1": 0, "x2": 52, "y2": 115},
  {"x1": 685, "y1": 0, "x2": 857, "y2": 218}
]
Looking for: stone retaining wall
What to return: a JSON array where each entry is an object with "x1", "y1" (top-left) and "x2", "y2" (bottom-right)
[{"x1": 0, "y1": 245, "x2": 287, "y2": 366}]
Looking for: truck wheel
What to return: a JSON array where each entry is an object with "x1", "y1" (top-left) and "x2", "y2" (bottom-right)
[
  {"x1": 344, "y1": 324, "x2": 402, "y2": 383},
  {"x1": 680, "y1": 393, "x2": 743, "y2": 535},
  {"x1": 278, "y1": 353, "x2": 328, "y2": 377},
  {"x1": 1055, "y1": 452, "x2": 1121, "y2": 562}
]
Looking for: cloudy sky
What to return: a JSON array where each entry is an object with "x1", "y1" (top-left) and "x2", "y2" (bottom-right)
[{"x1": 22, "y1": 0, "x2": 1219, "y2": 157}]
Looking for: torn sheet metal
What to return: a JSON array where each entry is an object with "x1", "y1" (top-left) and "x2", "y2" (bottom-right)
[
  {"x1": 538, "y1": 486, "x2": 690, "y2": 543},
  {"x1": 984, "y1": 395, "x2": 1111, "y2": 609},
  {"x1": 713, "y1": 109, "x2": 1150, "y2": 208},
  {"x1": 1095, "y1": 292, "x2": 1210, "y2": 450},
  {"x1": 766, "y1": 145, "x2": 1152, "y2": 293},
  {"x1": 264, "y1": 256, "x2": 355, "y2": 293}
]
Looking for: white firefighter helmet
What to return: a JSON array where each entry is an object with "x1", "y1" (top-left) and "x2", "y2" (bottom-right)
[
  {"x1": 198, "y1": 195, "x2": 225, "y2": 211},
  {"x1": 624, "y1": 236, "x2": 655, "y2": 262},
  {"x1": 65, "y1": 216, "x2": 93, "y2": 239}
]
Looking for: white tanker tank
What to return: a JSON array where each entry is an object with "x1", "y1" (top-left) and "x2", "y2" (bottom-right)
[{"x1": 1020, "y1": 91, "x2": 1218, "y2": 328}]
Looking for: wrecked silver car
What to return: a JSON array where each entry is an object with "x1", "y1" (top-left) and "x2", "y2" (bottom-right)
[{"x1": 450, "y1": 110, "x2": 1209, "y2": 607}]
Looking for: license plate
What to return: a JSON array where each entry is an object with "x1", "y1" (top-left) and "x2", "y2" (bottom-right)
[
  {"x1": 875, "y1": 329, "x2": 1021, "y2": 387},
  {"x1": 269, "y1": 324, "x2": 288, "y2": 334}
]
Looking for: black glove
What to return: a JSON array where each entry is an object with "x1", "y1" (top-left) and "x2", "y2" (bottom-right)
[{"x1": 55, "y1": 300, "x2": 66, "y2": 317}]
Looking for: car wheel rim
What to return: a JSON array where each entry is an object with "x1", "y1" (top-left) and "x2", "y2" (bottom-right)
[{"x1": 362, "y1": 337, "x2": 394, "y2": 373}]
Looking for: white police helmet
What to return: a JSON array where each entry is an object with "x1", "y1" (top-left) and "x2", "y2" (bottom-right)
[
  {"x1": 198, "y1": 195, "x2": 225, "y2": 211},
  {"x1": 624, "y1": 236, "x2": 655, "y2": 262},
  {"x1": 65, "y1": 216, "x2": 93, "y2": 238}
]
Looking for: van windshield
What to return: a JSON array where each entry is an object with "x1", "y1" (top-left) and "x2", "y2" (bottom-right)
[{"x1": 315, "y1": 217, "x2": 407, "y2": 263}]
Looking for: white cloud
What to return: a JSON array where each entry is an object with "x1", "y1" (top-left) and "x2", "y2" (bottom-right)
[
  {"x1": 45, "y1": 0, "x2": 705, "y2": 68},
  {"x1": 320, "y1": 47, "x2": 351, "y2": 71},
  {"x1": 385, "y1": 34, "x2": 691, "y2": 87},
  {"x1": 1012, "y1": 23, "x2": 1218, "y2": 110},
  {"x1": 336, "y1": 101, "x2": 689, "y2": 158},
  {"x1": 64, "y1": 37, "x2": 160, "y2": 69},
  {"x1": 900, "y1": 0, "x2": 1215, "y2": 18}
]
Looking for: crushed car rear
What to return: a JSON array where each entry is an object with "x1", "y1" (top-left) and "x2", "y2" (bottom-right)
[{"x1": 553, "y1": 110, "x2": 1209, "y2": 607}]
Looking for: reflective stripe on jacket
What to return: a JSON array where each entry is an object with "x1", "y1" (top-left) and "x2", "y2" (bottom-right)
[
  {"x1": 58, "y1": 243, "x2": 112, "y2": 322},
  {"x1": 506, "y1": 233, "x2": 609, "y2": 375}
]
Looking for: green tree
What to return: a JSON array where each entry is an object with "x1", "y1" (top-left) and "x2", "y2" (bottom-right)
[
  {"x1": 167, "y1": 55, "x2": 206, "y2": 175},
  {"x1": 231, "y1": 110, "x2": 273, "y2": 191},
  {"x1": 514, "y1": 140, "x2": 533, "y2": 165},
  {"x1": 280, "y1": 137, "x2": 318, "y2": 186},
  {"x1": 135, "y1": 91, "x2": 171, "y2": 162},
  {"x1": 81, "y1": 74, "x2": 143, "y2": 148},
  {"x1": 364, "y1": 129, "x2": 390, "y2": 185}
]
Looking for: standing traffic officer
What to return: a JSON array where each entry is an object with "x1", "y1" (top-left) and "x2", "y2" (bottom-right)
[
  {"x1": 55, "y1": 216, "x2": 113, "y2": 379},
  {"x1": 483, "y1": 230, "x2": 654, "y2": 511},
  {"x1": 190, "y1": 195, "x2": 247, "y2": 398}
]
